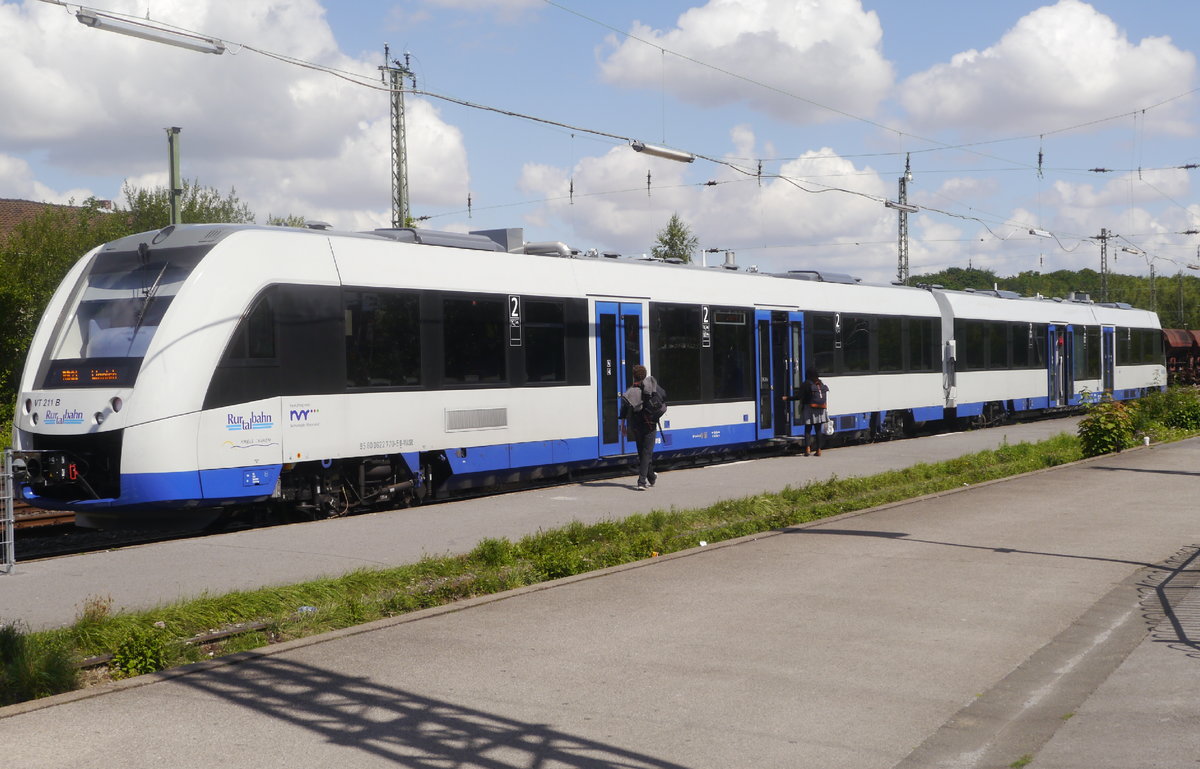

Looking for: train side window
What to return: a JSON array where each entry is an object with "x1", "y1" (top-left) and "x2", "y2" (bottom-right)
[
  {"x1": 955, "y1": 319, "x2": 986, "y2": 371},
  {"x1": 226, "y1": 292, "x2": 276, "y2": 361},
  {"x1": 1144, "y1": 328, "x2": 1163, "y2": 365},
  {"x1": 1030, "y1": 324, "x2": 1047, "y2": 367},
  {"x1": 908, "y1": 317, "x2": 938, "y2": 372},
  {"x1": 205, "y1": 284, "x2": 343, "y2": 410},
  {"x1": 1119, "y1": 327, "x2": 1134, "y2": 364},
  {"x1": 1011, "y1": 323, "x2": 1030, "y2": 368},
  {"x1": 1072, "y1": 326, "x2": 1101, "y2": 380},
  {"x1": 650, "y1": 303, "x2": 702, "y2": 402},
  {"x1": 564, "y1": 298, "x2": 590, "y2": 386},
  {"x1": 523, "y1": 300, "x2": 566, "y2": 384},
  {"x1": 842, "y1": 315, "x2": 872, "y2": 373},
  {"x1": 1084, "y1": 326, "x2": 1101, "y2": 378},
  {"x1": 809, "y1": 313, "x2": 837, "y2": 375},
  {"x1": 344, "y1": 290, "x2": 421, "y2": 388},
  {"x1": 1072, "y1": 327, "x2": 1086, "y2": 380},
  {"x1": 988, "y1": 322, "x2": 1009, "y2": 369},
  {"x1": 877, "y1": 317, "x2": 902, "y2": 372},
  {"x1": 711, "y1": 307, "x2": 752, "y2": 399},
  {"x1": 443, "y1": 296, "x2": 507, "y2": 384}
]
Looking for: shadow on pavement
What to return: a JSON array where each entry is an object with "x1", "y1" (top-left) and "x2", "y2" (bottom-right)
[
  {"x1": 1140, "y1": 544, "x2": 1200, "y2": 659},
  {"x1": 1089, "y1": 464, "x2": 1200, "y2": 478},
  {"x1": 176, "y1": 656, "x2": 692, "y2": 768},
  {"x1": 785, "y1": 527, "x2": 1159, "y2": 568}
]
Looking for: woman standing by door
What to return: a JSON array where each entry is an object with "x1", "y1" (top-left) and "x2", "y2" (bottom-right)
[{"x1": 799, "y1": 368, "x2": 829, "y2": 456}]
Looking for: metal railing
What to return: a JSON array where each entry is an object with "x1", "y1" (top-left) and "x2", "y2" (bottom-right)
[{"x1": 1, "y1": 450, "x2": 14, "y2": 574}]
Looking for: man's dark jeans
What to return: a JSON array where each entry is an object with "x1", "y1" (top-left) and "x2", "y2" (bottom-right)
[{"x1": 635, "y1": 429, "x2": 657, "y2": 487}]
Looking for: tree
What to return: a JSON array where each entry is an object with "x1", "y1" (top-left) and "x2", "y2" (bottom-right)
[
  {"x1": 120, "y1": 179, "x2": 254, "y2": 231},
  {"x1": 268, "y1": 214, "x2": 309, "y2": 227},
  {"x1": 909, "y1": 266, "x2": 1200, "y2": 328},
  {"x1": 651, "y1": 212, "x2": 698, "y2": 263}
]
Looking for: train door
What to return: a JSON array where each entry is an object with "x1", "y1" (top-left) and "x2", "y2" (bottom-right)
[
  {"x1": 754, "y1": 310, "x2": 775, "y2": 440},
  {"x1": 1048, "y1": 323, "x2": 1073, "y2": 407},
  {"x1": 769, "y1": 312, "x2": 793, "y2": 436},
  {"x1": 755, "y1": 310, "x2": 797, "y2": 440},
  {"x1": 787, "y1": 312, "x2": 804, "y2": 436},
  {"x1": 596, "y1": 301, "x2": 644, "y2": 457},
  {"x1": 1101, "y1": 325, "x2": 1116, "y2": 393}
]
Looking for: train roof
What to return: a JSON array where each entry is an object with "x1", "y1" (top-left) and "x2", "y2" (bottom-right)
[{"x1": 103, "y1": 222, "x2": 1157, "y2": 316}]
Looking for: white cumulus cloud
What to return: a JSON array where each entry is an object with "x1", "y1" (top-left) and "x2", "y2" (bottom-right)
[
  {"x1": 517, "y1": 127, "x2": 903, "y2": 280},
  {"x1": 599, "y1": 0, "x2": 894, "y2": 124},
  {"x1": 0, "y1": 0, "x2": 469, "y2": 227},
  {"x1": 899, "y1": 0, "x2": 1196, "y2": 135}
]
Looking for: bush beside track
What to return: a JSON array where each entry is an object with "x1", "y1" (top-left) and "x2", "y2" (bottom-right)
[{"x1": 3, "y1": 387, "x2": 1198, "y2": 708}]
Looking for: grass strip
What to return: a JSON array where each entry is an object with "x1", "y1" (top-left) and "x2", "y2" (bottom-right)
[{"x1": 1, "y1": 432, "x2": 1088, "y2": 705}]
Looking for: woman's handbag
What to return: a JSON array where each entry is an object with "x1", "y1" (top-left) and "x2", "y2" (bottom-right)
[{"x1": 822, "y1": 420, "x2": 835, "y2": 436}]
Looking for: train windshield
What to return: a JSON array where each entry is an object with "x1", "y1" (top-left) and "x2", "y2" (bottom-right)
[{"x1": 40, "y1": 246, "x2": 204, "y2": 388}]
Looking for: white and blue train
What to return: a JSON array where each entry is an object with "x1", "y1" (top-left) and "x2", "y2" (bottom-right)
[{"x1": 13, "y1": 223, "x2": 1165, "y2": 528}]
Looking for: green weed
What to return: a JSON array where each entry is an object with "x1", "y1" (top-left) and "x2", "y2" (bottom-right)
[
  {"x1": 1077, "y1": 396, "x2": 1137, "y2": 457},
  {"x1": 0, "y1": 622, "x2": 77, "y2": 704},
  {"x1": 109, "y1": 625, "x2": 173, "y2": 679}
]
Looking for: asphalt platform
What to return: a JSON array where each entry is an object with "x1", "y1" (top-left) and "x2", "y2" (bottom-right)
[{"x1": 3, "y1": 419, "x2": 1199, "y2": 768}]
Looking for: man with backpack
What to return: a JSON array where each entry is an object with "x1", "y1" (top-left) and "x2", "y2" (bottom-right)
[{"x1": 621, "y1": 364, "x2": 667, "y2": 491}]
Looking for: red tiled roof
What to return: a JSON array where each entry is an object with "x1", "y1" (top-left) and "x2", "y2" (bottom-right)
[{"x1": 0, "y1": 198, "x2": 67, "y2": 241}]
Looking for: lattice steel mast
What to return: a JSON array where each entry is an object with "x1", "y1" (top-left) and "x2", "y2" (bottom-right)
[{"x1": 380, "y1": 45, "x2": 414, "y2": 228}]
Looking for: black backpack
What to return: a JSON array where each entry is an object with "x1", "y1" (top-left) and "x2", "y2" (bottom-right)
[
  {"x1": 641, "y1": 384, "x2": 668, "y2": 425},
  {"x1": 807, "y1": 380, "x2": 827, "y2": 407}
]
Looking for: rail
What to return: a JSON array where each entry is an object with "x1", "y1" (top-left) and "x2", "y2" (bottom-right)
[{"x1": 2, "y1": 449, "x2": 14, "y2": 574}]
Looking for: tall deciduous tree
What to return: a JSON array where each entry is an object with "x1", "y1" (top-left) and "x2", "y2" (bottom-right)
[
  {"x1": 120, "y1": 179, "x2": 254, "y2": 231},
  {"x1": 652, "y1": 212, "x2": 698, "y2": 263}
]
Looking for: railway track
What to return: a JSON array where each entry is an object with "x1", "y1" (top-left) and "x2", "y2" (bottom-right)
[
  {"x1": 13, "y1": 500, "x2": 205, "y2": 561},
  {"x1": 13, "y1": 500, "x2": 75, "y2": 529}
]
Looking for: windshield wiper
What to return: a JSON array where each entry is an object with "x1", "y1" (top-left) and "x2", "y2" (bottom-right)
[{"x1": 130, "y1": 243, "x2": 169, "y2": 347}]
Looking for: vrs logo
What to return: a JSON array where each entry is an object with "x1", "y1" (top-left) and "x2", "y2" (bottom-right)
[
  {"x1": 289, "y1": 408, "x2": 319, "y2": 422},
  {"x1": 226, "y1": 411, "x2": 274, "y2": 431}
]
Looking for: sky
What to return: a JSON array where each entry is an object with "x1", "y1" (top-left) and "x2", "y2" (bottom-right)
[{"x1": 2, "y1": 0, "x2": 1199, "y2": 284}]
